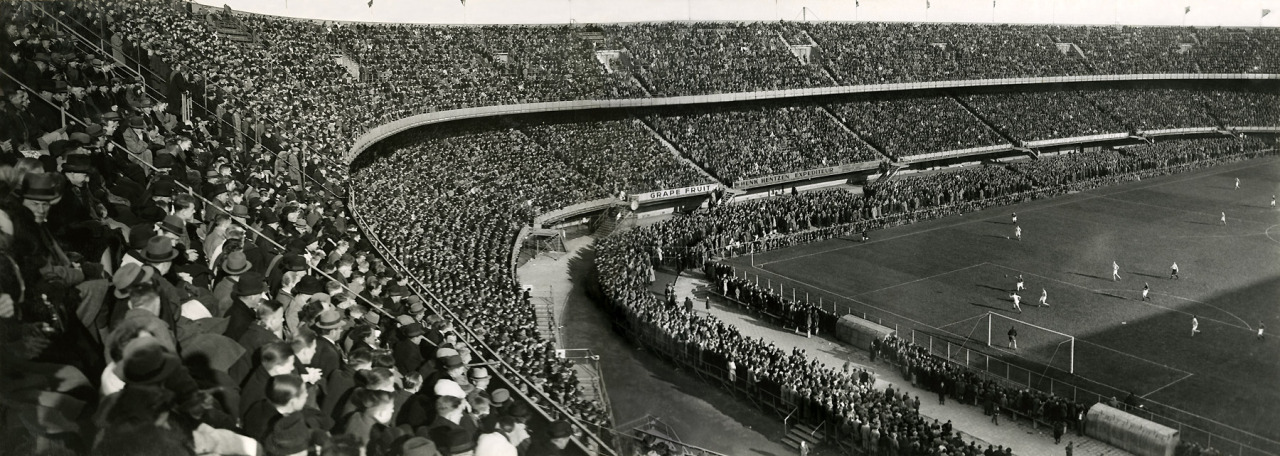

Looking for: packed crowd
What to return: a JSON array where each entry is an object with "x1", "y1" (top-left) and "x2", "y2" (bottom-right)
[
  {"x1": 826, "y1": 94, "x2": 1007, "y2": 159},
  {"x1": 0, "y1": 3, "x2": 611, "y2": 456},
  {"x1": 961, "y1": 91, "x2": 1120, "y2": 142},
  {"x1": 644, "y1": 104, "x2": 880, "y2": 185},
  {"x1": 520, "y1": 116, "x2": 710, "y2": 195},
  {"x1": 339, "y1": 23, "x2": 643, "y2": 117},
  {"x1": 595, "y1": 137, "x2": 1271, "y2": 455},
  {"x1": 1198, "y1": 90, "x2": 1280, "y2": 127},
  {"x1": 599, "y1": 23, "x2": 830, "y2": 96},
  {"x1": 1077, "y1": 88, "x2": 1216, "y2": 132},
  {"x1": 2, "y1": 2, "x2": 1276, "y2": 456},
  {"x1": 596, "y1": 235, "x2": 1012, "y2": 456},
  {"x1": 1048, "y1": 26, "x2": 1196, "y2": 74}
]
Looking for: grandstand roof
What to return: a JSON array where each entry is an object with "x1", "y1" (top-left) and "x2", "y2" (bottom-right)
[{"x1": 202, "y1": 0, "x2": 1280, "y2": 27}]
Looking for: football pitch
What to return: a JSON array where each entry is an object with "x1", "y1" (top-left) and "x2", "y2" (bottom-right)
[{"x1": 723, "y1": 156, "x2": 1280, "y2": 447}]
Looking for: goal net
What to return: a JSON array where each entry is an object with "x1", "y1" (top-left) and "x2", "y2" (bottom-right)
[{"x1": 986, "y1": 312, "x2": 1076, "y2": 374}]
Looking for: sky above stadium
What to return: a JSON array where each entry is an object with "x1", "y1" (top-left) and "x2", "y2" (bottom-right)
[{"x1": 201, "y1": 0, "x2": 1279, "y2": 26}]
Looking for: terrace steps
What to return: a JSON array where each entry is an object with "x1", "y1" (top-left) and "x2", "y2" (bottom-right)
[
  {"x1": 633, "y1": 117, "x2": 724, "y2": 186},
  {"x1": 780, "y1": 423, "x2": 825, "y2": 452},
  {"x1": 818, "y1": 105, "x2": 894, "y2": 162},
  {"x1": 949, "y1": 94, "x2": 1024, "y2": 147}
]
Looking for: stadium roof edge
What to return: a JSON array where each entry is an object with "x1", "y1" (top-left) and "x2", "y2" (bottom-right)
[{"x1": 344, "y1": 73, "x2": 1280, "y2": 168}]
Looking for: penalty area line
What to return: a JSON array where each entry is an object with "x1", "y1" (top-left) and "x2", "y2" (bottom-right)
[{"x1": 1142, "y1": 372, "x2": 1194, "y2": 399}]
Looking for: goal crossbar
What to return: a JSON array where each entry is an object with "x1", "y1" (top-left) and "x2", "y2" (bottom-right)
[{"x1": 986, "y1": 311, "x2": 1076, "y2": 374}]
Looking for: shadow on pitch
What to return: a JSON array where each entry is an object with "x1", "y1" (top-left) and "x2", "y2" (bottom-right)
[
  {"x1": 1095, "y1": 291, "x2": 1131, "y2": 300},
  {"x1": 968, "y1": 301, "x2": 1009, "y2": 312},
  {"x1": 975, "y1": 284, "x2": 1012, "y2": 295},
  {"x1": 1069, "y1": 271, "x2": 1110, "y2": 281},
  {"x1": 1130, "y1": 271, "x2": 1164, "y2": 279},
  {"x1": 1185, "y1": 220, "x2": 1217, "y2": 226}
]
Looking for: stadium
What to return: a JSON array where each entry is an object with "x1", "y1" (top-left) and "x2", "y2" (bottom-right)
[{"x1": 0, "y1": 1, "x2": 1277, "y2": 456}]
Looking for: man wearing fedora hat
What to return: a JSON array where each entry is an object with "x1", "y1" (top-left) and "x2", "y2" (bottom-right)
[
  {"x1": 122, "y1": 115, "x2": 157, "y2": 170},
  {"x1": 309, "y1": 308, "x2": 347, "y2": 376},
  {"x1": 224, "y1": 271, "x2": 268, "y2": 341},
  {"x1": 392, "y1": 320, "x2": 429, "y2": 377},
  {"x1": 57, "y1": 154, "x2": 107, "y2": 223},
  {"x1": 212, "y1": 250, "x2": 251, "y2": 317},
  {"x1": 526, "y1": 420, "x2": 575, "y2": 456}
]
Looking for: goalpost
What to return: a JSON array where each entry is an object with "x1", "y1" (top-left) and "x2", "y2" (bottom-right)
[{"x1": 986, "y1": 311, "x2": 1076, "y2": 374}]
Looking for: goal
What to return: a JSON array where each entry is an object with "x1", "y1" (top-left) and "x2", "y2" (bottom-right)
[{"x1": 986, "y1": 311, "x2": 1076, "y2": 374}]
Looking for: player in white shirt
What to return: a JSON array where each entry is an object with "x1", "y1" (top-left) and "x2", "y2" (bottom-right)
[
  {"x1": 1271, "y1": 195, "x2": 1276, "y2": 208},
  {"x1": 1235, "y1": 177, "x2": 1240, "y2": 189},
  {"x1": 1015, "y1": 274, "x2": 1025, "y2": 291},
  {"x1": 1011, "y1": 212, "x2": 1017, "y2": 224},
  {"x1": 1039, "y1": 288, "x2": 1049, "y2": 307},
  {"x1": 1191, "y1": 316, "x2": 1201, "y2": 337},
  {"x1": 1112, "y1": 261, "x2": 1121, "y2": 281},
  {"x1": 1170, "y1": 262, "x2": 1179, "y2": 280},
  {"x1": 1220, "y1": 212, "x2": 1227, "y2": 225},
  {"x1": 1011, "y1": 292, "x2": 1022, "y2": 313},
  {"x1": 1142, "y1": 283, "x2": 1150, "y2": 301},
  {"x1": 1014, "y1": 225, "x2": 1022, "y2": 241}
]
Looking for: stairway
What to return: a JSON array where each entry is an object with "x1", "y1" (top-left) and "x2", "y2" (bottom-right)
[
  {"x1": 949, "y1": 94, "x2": 1023, "y2": 147},
  {"x1": 818, "y1": 105, "x2": 893, "y2": 161},
  {"x1": 634, "y1": 117, "x2": 723, "y2": 186},
  {"x1": 781, "y1": 423, "x2": 825, "y2": 453},
  {"x1": 593, "y1": 211, "x2": 621, "y2": 238},
  {"x1": 530, "y1": 290, "x2": 558, "y2": 343},
  {"x1": 208, "y1": 13, "x2": 255, "y2": 44},
  {"x1": 331, "y1": 53, "x2": 362, "y2": 80}
]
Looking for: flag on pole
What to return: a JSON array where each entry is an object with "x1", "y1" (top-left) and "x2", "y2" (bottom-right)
[
  {"x1": 367, "y1": 0, "x2": 373, "y2": 7},
  {"x1": 926, "y1": 0, "x2": 931, "y2": 8},
  {"x1": 460, "y1": 0, "x2": 466, "y2": 5},
  {"x1": 1264, "y1": 9, "x2": 1273, "y2": 18},
  {"x1": 1184, "y1": 6, "x2": 1190, "y2": 14},
  {"x1": 992, "y1": 0, "x2": 996, "y2": 7}
]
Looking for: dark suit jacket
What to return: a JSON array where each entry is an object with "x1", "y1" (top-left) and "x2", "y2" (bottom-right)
[
  {"x1": 223, "y1": 296, "x2": 256, "y2": 341},
  {"x1": 312, "y1": 335, "x2": 343, "y2": 375},
  {"x1": 322, "y1": 367, "x2": 358, "y2": 423},
  {"x1": 392, "y1": 338, "x2": 426, "y2": 376},
  {"x1": 239, "y1": 367, "x2": 271, "y2": 418}
]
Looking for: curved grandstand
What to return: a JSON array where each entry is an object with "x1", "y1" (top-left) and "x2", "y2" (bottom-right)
[{"x1": 1, "y1": 1, "x2": 1278, "y2": 456}]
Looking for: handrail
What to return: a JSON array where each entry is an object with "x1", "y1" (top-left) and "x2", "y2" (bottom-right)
[
  {"x1": 782, "y1": 406, "x2": 799, "y2": 436},
  {"x1": 346, "y1": 185, "x2": 621, "y2": 456},
  {"x1": 811, "y1": 420, "x2": 825, "y2": 437},
  {"x1": 0, "y1": 68, "x2": 400, "y2": 326},
  {"x1": 29, "y1": 2, "x2": 351, "y2": 203}
]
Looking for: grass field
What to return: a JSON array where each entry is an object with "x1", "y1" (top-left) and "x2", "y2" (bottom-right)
[{"x1": 724, "y1": 156, "x2": 1280, "y2": 449}]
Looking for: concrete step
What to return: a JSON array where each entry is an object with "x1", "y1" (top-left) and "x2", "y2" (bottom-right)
[
  {"x1": 788, "y1": 428, "x2": 823, "y2": 445},
  {"x1": 792, "y1": 424, "x2": 826, "y2": 443},
  {"x1": 780, "y1": 436, "x2": 802, "y2": 451}
]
